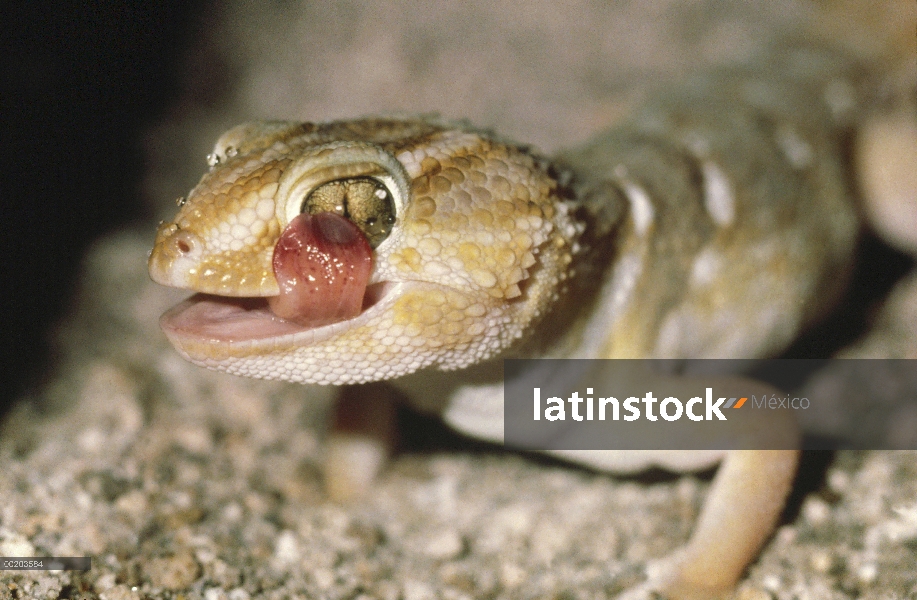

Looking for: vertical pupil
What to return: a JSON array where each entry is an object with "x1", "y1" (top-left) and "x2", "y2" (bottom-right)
[{"x1": 302, "y1": 177, "x2": 395, "y2": 248}]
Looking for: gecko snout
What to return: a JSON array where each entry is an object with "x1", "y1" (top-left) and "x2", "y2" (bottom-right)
[{"x1": 148, "y1": 224, "x2": 205, "y2": 288}]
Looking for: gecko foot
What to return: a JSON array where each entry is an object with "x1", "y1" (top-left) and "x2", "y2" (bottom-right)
[
  {"x1": 322, "y1": 383, "x2": 397, "y2": 502},
  {"x1": 616, "y1": 551, "x2": 736, "y2": 600}
]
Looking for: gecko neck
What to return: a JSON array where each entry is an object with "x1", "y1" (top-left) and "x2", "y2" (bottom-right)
[{"x1": 515, "y1": 190, "x2": 630, "y2": 361}]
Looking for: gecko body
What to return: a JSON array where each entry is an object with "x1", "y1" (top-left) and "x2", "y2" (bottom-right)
[{"x1": 150, "y1": 45, "x2": 867, "y2": 598}]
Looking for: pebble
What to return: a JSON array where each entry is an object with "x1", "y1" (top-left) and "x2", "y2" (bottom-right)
[
  {"x1": 423, "y1": 529, "x2": 464, "y2": 559},
  {"x1": 802, "y1": 497, "x2": 831, "y2": 527},
  {"x1": 94, "y1": 572, "x2": 117, "y2": 592},
  {"x1": 273, "y1": 530, "x2": 301, "y2": 565},
  {"x1": 809, "y1": 550, "x2": 833, "y2": 573},
  {"x1": 205, "y1": 589, "x2": 229, "y2": 600},
  {"x1": 500, "y1": 562, "x2": 526, "y2": 588},
  {"x1": 857, "y1": 562, "x2": 879, "y2": 584},
  {"x1": 827, "y1": 469, "x2": 850, "y2": 494},
  {"x1": 761, "y1": 574, "x2": 782, "y2": 592},
  {"x1": 403, "y1": 579, "x2": 437, "y2": 600},
  {"x1": 145, "y1": 550, "x2": 202, "y2": 590},
  {"x1": 0, "y1": 531, "x2": 34, "y2": 556},
  {"x1": 99, "y1": 585, "x2": 143, "y2": 600}
]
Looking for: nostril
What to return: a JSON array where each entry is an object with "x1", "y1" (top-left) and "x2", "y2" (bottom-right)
[{"x1": 170, "y1": 230, "x2": 199, "y2": 257}]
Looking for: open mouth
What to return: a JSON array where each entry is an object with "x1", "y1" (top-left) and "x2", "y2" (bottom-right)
[
  {"x1": 160, "y1": 281, "x2": 393, "y2": 344},
  {"x1": 158, "y1": 210, "x2": 395, "y2": 347}
]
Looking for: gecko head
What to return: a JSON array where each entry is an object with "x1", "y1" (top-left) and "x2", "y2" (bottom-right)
[{"x1": 149, "y1": 119, "x2": 579, "y2": 384}]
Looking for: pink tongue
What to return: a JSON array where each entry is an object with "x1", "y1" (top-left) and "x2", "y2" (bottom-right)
[{"x1": 268, "y1": 212, "x2": 373, "y2": 327}]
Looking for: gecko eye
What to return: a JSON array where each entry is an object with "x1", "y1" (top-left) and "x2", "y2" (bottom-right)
[{"x1": 301, "y1": 177, "x2": 396, "y2": 248}]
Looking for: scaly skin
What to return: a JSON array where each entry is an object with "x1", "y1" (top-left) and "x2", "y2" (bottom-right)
[{"x1": 151, "y1": 45, "x2": 867, "y2": 598}]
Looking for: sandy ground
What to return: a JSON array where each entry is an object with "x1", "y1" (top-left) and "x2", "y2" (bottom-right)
[{"x1": 2, "y1": 1, "x2": 917, "y2": 598}]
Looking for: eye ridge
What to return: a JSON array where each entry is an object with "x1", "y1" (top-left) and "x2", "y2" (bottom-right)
[{"x1": 301, "y1": 176, "x2": 396, "y2": 248}]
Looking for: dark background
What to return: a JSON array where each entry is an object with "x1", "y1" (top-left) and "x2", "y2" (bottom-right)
[{"x1": 1, "y1": 3, "x2": 208, "y2": 413}]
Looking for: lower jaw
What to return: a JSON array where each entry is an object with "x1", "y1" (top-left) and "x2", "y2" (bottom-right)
[{"x1": 159, "y1": 281, "x2": 393, "y2": 344}]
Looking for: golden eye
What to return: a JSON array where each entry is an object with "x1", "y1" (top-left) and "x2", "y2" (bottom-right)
[{"x1": 301, "y1": 177, "x2": 396, "y2": 248}]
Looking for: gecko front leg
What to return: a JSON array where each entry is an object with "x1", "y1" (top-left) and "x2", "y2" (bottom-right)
[
  {"x1": 619, "y1": 377, "x2": 800, "y2": 599},
  {"x1": 662, "y1": 450, "x2": 800, "y2": 599},
  {"x1": 323, "y1": 383, "x2": 398, "y2": 502}
]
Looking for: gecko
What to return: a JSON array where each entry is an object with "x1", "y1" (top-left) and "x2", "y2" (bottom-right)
[{"x1": 149, "y1": 43, "x2": 876, "y2": 598}]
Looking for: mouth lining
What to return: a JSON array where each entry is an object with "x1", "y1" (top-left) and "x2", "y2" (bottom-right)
[{"x1": 160, "y1": 281, "x2": 392, "y2": 344}]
